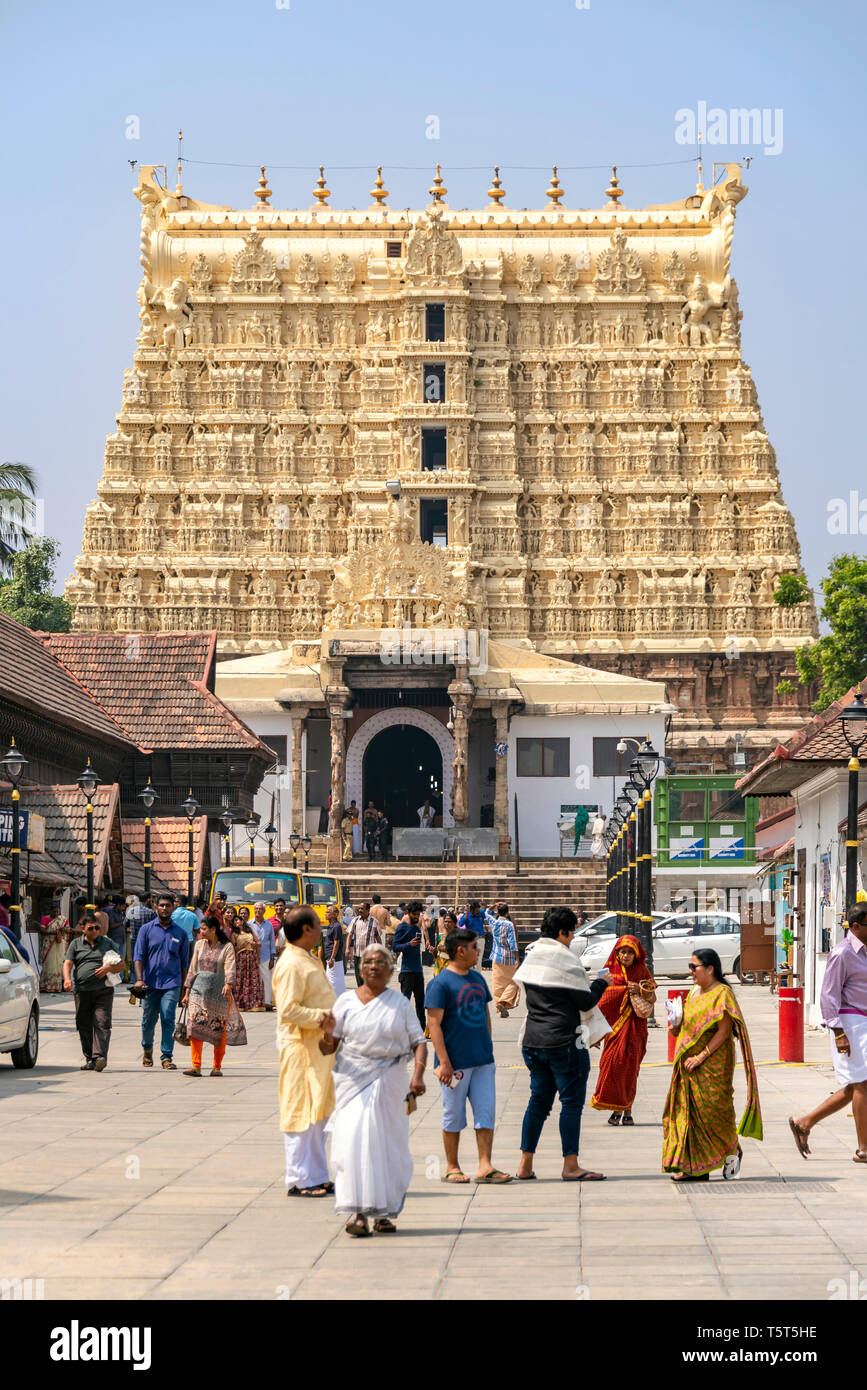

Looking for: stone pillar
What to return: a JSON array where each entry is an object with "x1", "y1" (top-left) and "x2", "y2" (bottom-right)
[
  {"x1": 448, "y1": 675, "x2": 474, "y2": 828},
  {"x1": 289, "y1": 709, "x2": 308, "y2": 836},
  {"x1": 328, "y1": 702, "x2": 348, "y2": 858},
  {"x1": 492, "y1": 699, "x2": 511, "y2": 856}
]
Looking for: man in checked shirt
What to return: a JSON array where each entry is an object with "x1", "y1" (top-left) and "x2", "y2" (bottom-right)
[{"x1": 344, "y1": 901, "x2": 382, "y2": 986}]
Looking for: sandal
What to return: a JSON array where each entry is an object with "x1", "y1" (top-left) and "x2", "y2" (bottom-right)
[
  {"x1": 788, "y1": 1116, "x2": 811, "y2": 1159},
  {"x1": 373, "y1": 1218, "x2": 397, "y2": 1234},
  {"x1": 345, "y1": 1215, "x2": 370, "y2": 1237},
  {"x1": 183, "y1": 1067, "x2": 202, "y2": 1077},
  {"x1": 854, "y1": 1151, "x2": 867, "y2": 1164},
  {"x1": 474, "y1": 1169, "x2": 513, "y2": 1184},
  {"x1": 607, "y1": 1114, "x2": 621, "y2": 1126},
  {"x1": 516, "y1": 1172, "x2": 537, "y2": 1180},
  {"x1": 209, "y1": 1069, "x2": 223, "y2": 1077},
  {"x1": 563, "y1": 1170, "x2": 606, "y2": 1182},
  {"x1": 287, "y1": 1185, "x2": 330, "y2": 1197},
  {"x1": 441, "y1": 1169, "x2": 470, "y2": 1184},
  {"x1": 621, "y1": 1113, "x2": 635, "y2": 1126}
]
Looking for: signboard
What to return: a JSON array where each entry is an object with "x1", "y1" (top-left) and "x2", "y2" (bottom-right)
[
  {"x1": 668, "y1": 835, "x2": 705, "y2": 862},
  {"x1": 709, "y1": 835, "x2": 745, "y2": 862},
  {"x1": 0, "y1": 810, "x2": 45, "y2": 852}
]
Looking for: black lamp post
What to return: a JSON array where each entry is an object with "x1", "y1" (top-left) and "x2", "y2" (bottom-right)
[
  {"x1": 631, "y1": 737, "x2": 663, "y2": 973},
  {"x1": 289, "y1": 831, "x2": 301, "y2": 871},
  {"x1": 301, "y1": 833, "x2": 312, "y2": 873},
  {"x1": 245, "y1": 812, "x2": 259, "y2": 868},
  {"x1": 841, "y1": 691, "x2": 867, "y2": 928},
  {"x1": 220, "y1": 806, "x2": 234, "y2": 867},
  {"x1": 182, "y1": 791, "x2": 199, "y2": 902},
  {"x1": 137, "y1": 779, "x2": 159, "y2": 899},
  {"x1": 1, "y1": 740, "x2": 27, "y2": 940},
  {"x1": 76, "y1": 759, "x2": 101, "y2": 910},
  {"x1": 615, "y1": 790, "x2": 633, "y2": 936},
  {"x1": 264, "y1": 821, "x2": 278, "y2": 867}
]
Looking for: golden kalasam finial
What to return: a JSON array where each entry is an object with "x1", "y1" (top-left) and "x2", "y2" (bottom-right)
[
  {"x1": 176, "y1": 129, "x2": 184, "y2": 196},
  {"x1": 255, "y1": 165, "x2": 272, "y2": 206},
  {"x1": 429, "y1": 164, "x2": 447, "y2": 203},
  {"x1": 370, "y1": 166, "x2": 389, "y2": 205},
  {"x1": 546, "y1": 165, "x2": 564, "y2": 204},
  {"x1": 313, "y1": 165, "x2": 331, "y2": 206},
  {"x1": 605, "y1": 165, "x2": 623, "y2": 205},
  {"x1": 487, "y1": 166, "x2": 506, "y2": 205}
]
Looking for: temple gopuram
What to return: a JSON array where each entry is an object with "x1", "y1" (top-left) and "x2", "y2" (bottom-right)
[{"x1": 69, "y1": 159, "x2": 817, "y2": 786}]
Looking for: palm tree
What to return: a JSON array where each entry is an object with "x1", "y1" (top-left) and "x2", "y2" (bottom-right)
[{"x1": 0, "y1": 463, "x2": 38, "y2": 573}]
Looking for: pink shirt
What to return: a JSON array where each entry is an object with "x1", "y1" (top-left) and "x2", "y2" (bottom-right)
[{"x1": 820, "y1": 932, "x2": 867, "y2": 1030}]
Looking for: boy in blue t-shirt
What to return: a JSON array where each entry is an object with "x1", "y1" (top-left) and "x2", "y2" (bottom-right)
[{"x1": 424, "y1": 927, "x2": 512, "y2": 1185}]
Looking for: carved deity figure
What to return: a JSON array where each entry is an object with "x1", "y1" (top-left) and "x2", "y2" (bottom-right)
[
  {"x1": 680, "y1": 275, "x2": 720, "y2": 348},
  {"x1": 150, "y1": 278, "x2": 192, "y2": 350}
]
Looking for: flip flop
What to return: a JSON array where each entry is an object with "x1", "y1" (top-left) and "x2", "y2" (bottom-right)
[
  {"x1": 441, "y1": 1169, "x2": 470, "y2": 1184},
  {"x1": 854, "y1": 1151, "x2": 867, "y2": 1164},
  {"x1": 373, "y1": 1218, "x2": 397, "y2": 1233},
  {"x1": 475, "y1": 1169, "x2": 513, "y2": 1184},
  {"x1": 563, "y1": 1170, "x2": 607, "y2": 1182},
  {"x1": 516, "y1": 1172, "x2": 537, "y2": 1181},
  {"x1": 287, "y1": 1185, "x2": 330, "y2": 1197},
  {"x1": 788, "y1": 1116, "x2": 811, "y2": 1159}
]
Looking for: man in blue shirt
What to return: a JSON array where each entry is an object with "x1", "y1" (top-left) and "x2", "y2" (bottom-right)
[
  {"x1": 459, "y1": 899, "x2": 488, "y2": 970},
  {"x1": 171, "y1": 893, "x2": 199, "y2": 943},
  {"x1": 425, "y1": 927, "x2": 512, "y2": 1186},
  {"x1": 133, "y1": 892, "x2": 190, "y2": 1070},
  {"x1": 392, "y1": 900, "x2": 426, "y2": 1030}
]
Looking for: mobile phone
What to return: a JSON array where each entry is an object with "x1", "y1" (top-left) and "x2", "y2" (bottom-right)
[{"x1": 405, "y1": 1091, "x2": 418, "y2": 1115}]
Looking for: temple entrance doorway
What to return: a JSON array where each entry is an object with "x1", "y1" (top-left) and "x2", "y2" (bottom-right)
[{"x1": 363, "y1": 724, "x2": 443, "y2": 828}]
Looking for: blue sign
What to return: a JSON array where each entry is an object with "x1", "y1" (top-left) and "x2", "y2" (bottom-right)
[{"x1": 0, "y1": 808, "x2": 30, "y2": 847}]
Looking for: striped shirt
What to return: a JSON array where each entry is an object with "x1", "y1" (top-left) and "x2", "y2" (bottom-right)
[
  {"x1": 486, "y1": 910, "x2": 518, "y2": 966},
  {"x1": 346, "y1": 914, "x2": 382, "y2": 961}
]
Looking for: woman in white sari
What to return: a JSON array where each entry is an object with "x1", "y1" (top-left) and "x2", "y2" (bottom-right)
[{"x1": 322, "y1": 944, "x2": 427, "y2": 1237}]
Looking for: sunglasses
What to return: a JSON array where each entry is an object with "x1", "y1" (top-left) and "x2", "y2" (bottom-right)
[{"x1": 688, "y1": 962, "x2": 699, "y2": 972}]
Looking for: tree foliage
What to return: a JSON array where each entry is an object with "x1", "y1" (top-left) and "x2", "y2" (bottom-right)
[
  {"x1": 772, "y1": 572, "x2": 812, "y2": 608},
  {"x1": 793, "y1": 554, "x2": 867, "y2": 709},
  {"x1": 0, "y1": 461, "x2": 38, "y2": 571},
  {"x1": 0, "y1": 536, "x2": 72, "y2": 632}
]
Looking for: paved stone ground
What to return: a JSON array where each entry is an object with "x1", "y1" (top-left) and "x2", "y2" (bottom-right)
[{"x1": 1, "y1": 979, "x2": 865, "y2": 1301}]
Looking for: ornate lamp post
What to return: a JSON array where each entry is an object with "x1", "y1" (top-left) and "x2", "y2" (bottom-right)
[
  {"x1": 301, "y1": 833, "x2": 312, "y2": 873},
  {"x1": 1, "y1": 740, "x2": 27, "y2": 939},
  {"x1": 289, "y1": 830, "x2": 301, "y2": 871},
  {"x1": 76, "y1": 759, "x2": 101, "y2": 910},
  {"x1": 245, "y1": 812, "x2": 259, "y2": 868},
  {"x1": 615, "y1": 789, "x2": 633, "y2": 936},
  {"x1": 137, "y1": 778, "x2": 159, "y2": 898},
  {"x1": 182, "y1": 791, "x2": 199, "y2": 902},
  {"x1": 631, "y1": 737, "x2": 664, "y2": 973},
  {"x1": 220, "y1": 805, "x2": 234, "y2": 867},
  {"x1": 264, "y1": 820, "x2": 278, "y2": 867},
  {"x1": 840, "y1": 691, "x2": 867, "y2": 927}
]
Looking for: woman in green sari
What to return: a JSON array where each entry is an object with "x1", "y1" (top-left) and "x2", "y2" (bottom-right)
[{"x1": 663, "y1": 948, "x2": 763, "y2": 1181}]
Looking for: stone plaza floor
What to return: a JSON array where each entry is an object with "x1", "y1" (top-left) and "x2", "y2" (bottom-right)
[{"x1": 1, "y1": 978, "x2": 865, "y2": 1301}]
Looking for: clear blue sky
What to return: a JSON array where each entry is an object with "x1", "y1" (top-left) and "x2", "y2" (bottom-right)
[{"x1": 1, "y1": 0, "x2": 864, "y2": 596}]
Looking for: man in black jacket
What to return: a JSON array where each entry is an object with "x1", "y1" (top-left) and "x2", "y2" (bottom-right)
[{"x1": 513, "y1": 905, "x2": 612, "y2": 1182}]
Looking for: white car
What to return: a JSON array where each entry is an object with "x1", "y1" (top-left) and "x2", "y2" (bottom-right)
[
  {"x1": 0, "y1": 931, "x2": 39, "y2": 1067},
  {"x1": 576, "y1": 910, "x2": 668, "y2": 944},
  {"x1": 577, "y1": 911, "x2": 742, "y2": 979}
]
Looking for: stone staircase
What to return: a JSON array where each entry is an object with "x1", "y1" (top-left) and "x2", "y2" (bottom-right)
[{"x1": 287, "y1": 852, "x2": 607, "y2": 933}]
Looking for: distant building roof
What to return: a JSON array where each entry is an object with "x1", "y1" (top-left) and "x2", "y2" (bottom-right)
[
  {"x1": 42, "y1": 631, "x2": 270, "y2": 756},
  {"x1": 123, "y1": 816, "x2": 208, "y2": 894},
  {"x1": 17, "y1": 784, "x2": 121, "y2": 888},
  {"x1": 737, "y1": 687, "x2": 864, "y2": 796}
]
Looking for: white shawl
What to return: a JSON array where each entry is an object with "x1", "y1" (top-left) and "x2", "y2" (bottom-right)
[{"x1": 514, "y1": 938, "x2": 611, "y2": 1048}]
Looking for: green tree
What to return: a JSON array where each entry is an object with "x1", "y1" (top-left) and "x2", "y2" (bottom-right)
[
  {"x1": 789, "y1": 555, "x2": 867, "y2": 709},
  {"x1": 0, "y1": 537, "x2": 72, "y2": 632},
  {"x1": 0, "y1": 462, "x2": 38, "y2": 571},
  {"x1": 773, "y1": 572, "x2": 812, "y2": 607}
]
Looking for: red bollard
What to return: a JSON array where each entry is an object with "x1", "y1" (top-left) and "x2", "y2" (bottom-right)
[
  {"x1": 779, "y1": 986, "x2": 804, "y2": 1063},
  {"x1": 667, "y1": 989, "x2": 690, "y2": 1062}
]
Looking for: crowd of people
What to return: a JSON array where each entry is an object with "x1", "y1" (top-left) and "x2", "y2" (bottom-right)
[{"x1": 41, "y1": 877, "x2": 867, "y2": 1230}]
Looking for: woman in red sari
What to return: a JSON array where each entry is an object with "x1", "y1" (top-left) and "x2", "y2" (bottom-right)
[{"x1": 590, "y1": 934, "x2": 656, "y2": 1126}]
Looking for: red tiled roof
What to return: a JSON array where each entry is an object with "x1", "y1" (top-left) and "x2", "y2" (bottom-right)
[
  {"x1": 41, "y1": 631, "x2": 270, "y2": 757},
  {"x1": 737, "y1": 686, "x2": 864, "y2": 796},
  {"x1": 0, "y1": 612, "x2": 132, "y2": 749},
  {"x1": 121, "y1": 845, "x2": 172, "y2": 897},
  {"x1": 756, "y1": 804, "x2": 796, "y2": 832},
  {"x1": 123, "y1": 816, "x2": 208, "y2": 894},
  {"x1": 12, "y1": 784, "x2": 121, "y2": 888}
]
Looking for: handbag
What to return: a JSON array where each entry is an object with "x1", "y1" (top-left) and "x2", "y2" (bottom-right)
[
  {"x1": 421, "y1": 948, "x2": 434, "y2": 967},
  {"x1": 173, "y1": 1004, "x2": 191, "y2": 1045},
  {"x1": 630, "y1": 979, "x2": 655, "y2": 1019}
]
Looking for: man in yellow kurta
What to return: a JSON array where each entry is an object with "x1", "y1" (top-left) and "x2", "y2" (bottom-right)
[{"x1": 274, "y1": 906, "x2": 336, "y2": 1196}]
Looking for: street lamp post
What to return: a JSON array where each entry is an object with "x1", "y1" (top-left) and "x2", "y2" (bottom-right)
[
  {"x1": 182, "y1": 791, "x2": 199, "y2": 903},
  {"x1": 76, "y1": 759, "x2": 101, "y2": 910},
  {"x1": 841, "y1": 691, "x2": 867, "y2": 927},
  {"x1": 289, "y1": 831, "x2": 301, "y2": 871},
  {"x1": 632, "y1": 738, "x2": 664, "y2": 974},
  {"x1": 301, "y1": 833, "x2": 312, "y2": 873},
  {"x1": 1, "y1": 740, "x2": 27, "y2": 940},
  {"x1": 137, "y1": 779, "x2": 159, "y2": 899},
  {"x1": 264, "y1": 821, "x2": 277, "y2": 867},
  {"x1": 220, "y1": 806, "x2": 234, "y2": 867},
  {"x1": 615, "y1": 789, "x2": 633, "y2": 936},
  {"x1": 245, "y1": 813, "x2": 259, "y2": 868}
]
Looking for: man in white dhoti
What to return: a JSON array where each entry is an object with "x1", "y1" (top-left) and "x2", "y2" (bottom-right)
[
  {"x1": 789, "y1": 904, "x2": 867, "y2": 1163},
  {"x1": 590, "y1": 812, "x2": 607, "y2": 859},
  {"x1": 323, "y1": 905, "x2": 345, "y2": 996},
  {"x1": 274, "y1": 906, "x2": 337, "y2": 1197},
  {"x1": 322, "y1": 944, "x2": 427, "y2": 1237}
]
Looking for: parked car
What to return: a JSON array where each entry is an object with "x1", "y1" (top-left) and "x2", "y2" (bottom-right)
[
  {"x1": 576, "y1": 910, "x2": 669, "y2": 943},
  {"x1": 577, "y1": 911, "x2": 742, "y2": 979},
  {"x1": 0, "y1": 931, "x2": 39, "y2": 1067}
]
